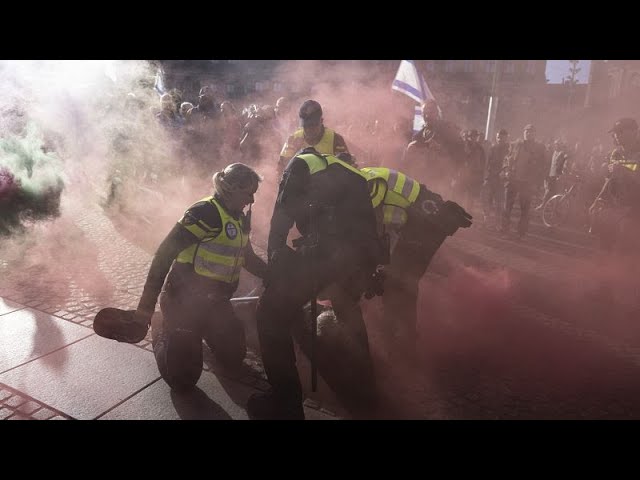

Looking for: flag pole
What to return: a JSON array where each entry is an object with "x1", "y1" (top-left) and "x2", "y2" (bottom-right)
[
  {"x1": 484, "y1": 60, "x2": 501, "y2": 141},
  {"x1": 484, "y1": 96, "x2": 498, "y2": 141}
]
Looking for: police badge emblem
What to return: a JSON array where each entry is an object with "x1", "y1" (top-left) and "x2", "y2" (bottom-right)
[
  {"x1": 225, "y1": 221, "x2": 238, "y2": 239},
  {"x1": 421, "y1": 199, "x2": 439, "y2": 215}
]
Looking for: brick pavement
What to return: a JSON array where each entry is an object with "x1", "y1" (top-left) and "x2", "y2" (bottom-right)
[
  {"x1": 0, "y1": 383, "x2": 70, "y2": 420},
  {"x1": 0, "y1": 193, "x2": 338, "y2": 420}
]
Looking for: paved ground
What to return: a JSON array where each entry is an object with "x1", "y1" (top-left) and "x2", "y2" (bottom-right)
[
  {"x1": 0, "y1": 190, "x2": 336, "y2": 420},
  {"x1": 2, "y1": 186, "x2": 640, "y2": 420}
]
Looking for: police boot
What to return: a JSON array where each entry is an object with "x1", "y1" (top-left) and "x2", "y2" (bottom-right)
[{"x1": 247, "y1": 390, "x2": 305, "y2": 420}]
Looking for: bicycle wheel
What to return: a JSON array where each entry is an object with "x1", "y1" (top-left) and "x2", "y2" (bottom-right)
[{"x1": 542, "y1": 194, "x2": 569, "y2": 228}]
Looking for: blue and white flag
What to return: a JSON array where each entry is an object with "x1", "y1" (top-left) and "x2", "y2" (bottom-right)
[
  {"x1": 392, "y1": 60, "x2": 439, "y2": 133},
  {"x1": 154, "y1": 68, "x2": 165, "y2": 96},
  {"x1": 392, "y1": 60, "x2": 436, "y2": 104},
  {"x1": 413, "y1": 105, "x2": 425, "y2": 133}
]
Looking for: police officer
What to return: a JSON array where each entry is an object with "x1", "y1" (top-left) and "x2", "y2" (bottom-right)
[
  {"x1": 277, "y1": 100, "x2": 350, "y2": 177},
  {"x1": 590, "y1": 118, "x2": 640, "y2": 251},
  {"x1": 247, "y1": 147, "x2": 383, "y2": 420},
  {"x1": 360, "y1": 166, "x2": 472, "y2": 358},
  {"x1": 105, "y1": 163, "x2": 267, "y2": 391}
]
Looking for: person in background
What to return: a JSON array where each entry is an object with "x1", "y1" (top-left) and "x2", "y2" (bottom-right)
[{"x1": 277, "y1": 100, "x2": 349, "y2": 177}]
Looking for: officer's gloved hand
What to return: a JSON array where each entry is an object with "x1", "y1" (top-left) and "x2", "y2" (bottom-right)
[
  {"x1": 123, "y1": 309, "x2": 152, "y2": 343},
  {"x1": 134, "y1": 309, "x2": 153, "y2": 327},
  {"x1": 94, "y1": 308, "x2": 150, "y2": 344},
  {"x1": 437, "y1": 201, "x2": 473, "y2": 236}
]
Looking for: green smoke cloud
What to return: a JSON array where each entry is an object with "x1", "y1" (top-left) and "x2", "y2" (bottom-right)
[{"x1": 0, "y1": 121, "x2": 65, "y2": 235}]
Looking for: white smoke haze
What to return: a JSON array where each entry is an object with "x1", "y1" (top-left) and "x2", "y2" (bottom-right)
[{"x1": 0, "y1": 61, "x2": 189, "y2": 264}]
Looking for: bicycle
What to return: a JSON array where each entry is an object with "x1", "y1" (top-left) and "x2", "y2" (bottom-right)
[{"x1": 542, "y1": 174, "x2": 584, "y2": 228}]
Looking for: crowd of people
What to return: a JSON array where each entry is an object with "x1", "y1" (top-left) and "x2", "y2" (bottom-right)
[
  {"x1": 95, "y1": 81, "x2": 640, "y2": 419},
  {"x1": 404, "y1": 99, "x2": 640, "y2": 247}
]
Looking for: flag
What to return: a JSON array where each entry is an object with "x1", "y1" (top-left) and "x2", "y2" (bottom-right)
[
  {"x1": 154, "y1": 68, "x2": 165, "y2": 96},
  {"x1": 391, "y1": 60, "x2": 439, "y2": 133},
  {"x1": 413, "y1": 105, "x2": 425, "y2": 134},
  {"x1": 392, "y1": 60, "x2": 436, "y2": 104}
]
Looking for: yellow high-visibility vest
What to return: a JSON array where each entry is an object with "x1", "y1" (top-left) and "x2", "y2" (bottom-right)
[
  {"x1": 295, "y1": 152, "x2": 365, "y2": 177},
  {"x1": 176, "y1": 197, "x2": 248, "y2": 283},
  {"x1": 280, "y1": 128, "x2": 337, "y2": 160},
  {"x1": 361, "y1": 167, "x2": 421, "y2": 227},
  {"x1": 620, "y1": 162, "x2": 639, "y2": 172}
]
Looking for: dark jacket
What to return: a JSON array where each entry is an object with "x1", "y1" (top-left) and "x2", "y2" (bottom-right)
[
  {"x1": 269, "y1": 155, "x2": 382, "y2": 269},
  {"x1": 485, "y1": 142, "x2": 510, "y2": 182},
  {"x1": 505, "y1": 138, "x2": 547, "y2": 184}
]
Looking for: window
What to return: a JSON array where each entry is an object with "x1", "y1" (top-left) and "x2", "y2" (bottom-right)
[
  {"x1": 504, "y1": 61, "x2": 515, "y2": 73},
  {"x1": 445, "y1": 60, "x2": 455, "y2": 73},
  {"x1": 485, "y1": 60, "x2": 496, "y2": 73},
  {"x1": 273, "y1": 82, "x2": 283, "y2": 92},
  {"x1": 463, "y1": 60, "x2": 473, "y2": 73},
  {"x1": 526, "y1": 60, "x2": 536, "y2": 75},
  {"x1": 426, "y1": 61, "x2": 435, "y2": 72},
  {"x1": 607, "y1": 74, "x2": 616, "y2": 98},
  {"x1": 226, "y1": 84, "x2": 235, "y2": 93}
]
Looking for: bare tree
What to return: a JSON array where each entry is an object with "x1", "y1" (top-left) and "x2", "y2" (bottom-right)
[{"x1": 564, "y1": 60, "x2": 581, "y2": 110}]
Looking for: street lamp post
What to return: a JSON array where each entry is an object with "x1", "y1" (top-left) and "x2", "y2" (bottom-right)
[{"x1": 485, "y1": 60, "x2": 501, "y2": 141}]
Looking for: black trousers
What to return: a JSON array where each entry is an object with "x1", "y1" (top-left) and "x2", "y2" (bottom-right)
[
  {"x1": 153, "y1": 276, "x2": 246, "y2": 391},
  {"x1": 256, "y1": 245, "x2": 369, "y2": 403},
  {"x1": 483, "y1": 178, "x2": 504, "y2": 220},
  {"x1": 502, "y1": 180, "x2": 534, "y2": 236},
  {"x1": 382, "y1": 228, "x2": 446, "y2": 356}
]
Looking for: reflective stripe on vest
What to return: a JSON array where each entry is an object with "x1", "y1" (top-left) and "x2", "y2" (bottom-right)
[
  {"x1": 281, "y1": 128, "x2": 336, "y2": 159},
  {"x1": 180, "y1": 199, "x2": 221, "y2": 240},
  {"x1": 176, "y1": 197, "x2": 247, "y2": 283},
  {"x1": 360, "y1": 167, "x2": 421, "y2": 227}
]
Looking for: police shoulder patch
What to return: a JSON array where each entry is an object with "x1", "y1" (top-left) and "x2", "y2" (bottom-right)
[
  {"x1": 421, "y1": 199, "x2": 439, "y2": 215},
  {"x1": 225, "y1": 221, "x2": 238, "y2": 239}
]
